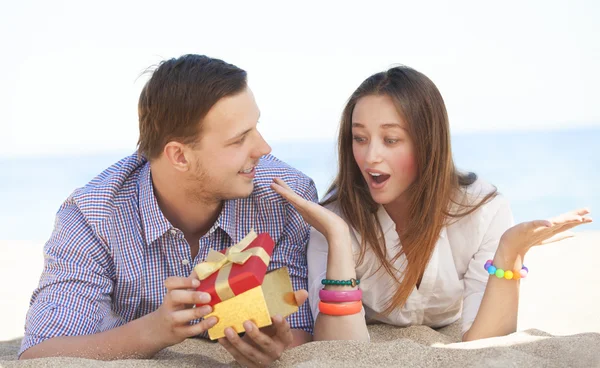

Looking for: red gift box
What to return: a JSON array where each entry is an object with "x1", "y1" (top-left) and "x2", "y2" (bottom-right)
[{"x1": 194, "y1": 232, "x2": 275, "y2": 307}]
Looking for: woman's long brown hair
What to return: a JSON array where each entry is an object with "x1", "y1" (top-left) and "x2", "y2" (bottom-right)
[{"x1": 323, "y1": 66, "x2": 496, "y2": 315}]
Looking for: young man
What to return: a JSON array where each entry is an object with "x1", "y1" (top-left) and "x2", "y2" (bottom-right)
[{"x1": 19, "y1": 54, "x2": 316, "y2": 367}]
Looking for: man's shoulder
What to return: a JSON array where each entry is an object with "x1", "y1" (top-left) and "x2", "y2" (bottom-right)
[
  {"x1": 251, "y1": 154, "x2": 317, "y2": 203},
  {"x1": 68, "y1": 153, "x2": 146, "y2": 225}
]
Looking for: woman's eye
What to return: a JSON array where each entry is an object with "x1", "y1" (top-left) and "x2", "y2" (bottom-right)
[
  {"x1": 385, "y1": 138, "x2": 399, "y2": 144},
  {"x1": 352, "y1": 136, "x2": 366, "y2": 143},
  {"x1": 235, "y1": 136, "x2": 247, "y2": 145}
]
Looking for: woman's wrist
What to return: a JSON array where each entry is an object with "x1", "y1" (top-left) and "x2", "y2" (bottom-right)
[{"x1": 493, "y1": 242, "x2": 526, "y2": 270}]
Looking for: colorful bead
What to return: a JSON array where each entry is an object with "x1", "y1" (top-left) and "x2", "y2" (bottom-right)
[
  {"x1": 483, "y1": 261, "x2": 528, "y2": 280},
  {"x1": 520, "y1": 269, "x2": 528, "y2": 278},
  {"x1": 484, "y1": 260, "x2": 493, "y2": 271},
  {"x1": 321, "y1": 278, "x2": 361, "y2": 287}
]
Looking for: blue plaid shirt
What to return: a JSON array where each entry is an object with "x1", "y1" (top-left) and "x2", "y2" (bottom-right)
[{"x1": 20, "y1": 153, "x2": 317, "y2": 356}]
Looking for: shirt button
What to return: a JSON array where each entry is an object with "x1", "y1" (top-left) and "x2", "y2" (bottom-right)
[
  {"x1": 181, "y1": 259, "x2": 190, "y2": 265},
  {"x1": 170, "y1": 229, "x2": 178, "y2": 235}
]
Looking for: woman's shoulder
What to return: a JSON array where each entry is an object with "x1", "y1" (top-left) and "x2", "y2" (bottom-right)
[{"x1": 448, "y1": 177, "x2": 513, "y2": 236}]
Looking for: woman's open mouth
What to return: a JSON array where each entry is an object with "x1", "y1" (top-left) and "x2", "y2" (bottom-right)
[{"x1": 367, "y1": 171, "x2": 390, "y2": 189}]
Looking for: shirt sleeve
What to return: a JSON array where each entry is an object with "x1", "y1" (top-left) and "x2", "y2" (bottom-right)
[
  {"x1": 19, "y1": 200, "x2": 114, "y2": 357},
  {"x1": 461, "y1": 195, "x2": 514, "y2": 335},
  {"x1": 268, "y1": 175, "x2": 318, "y2": 334},
  {"x1": 307, "y1": 227, "x2": 328, "y2": 322}
]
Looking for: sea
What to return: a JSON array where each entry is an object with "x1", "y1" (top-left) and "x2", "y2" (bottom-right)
[{"x1": 1, "y1": 128, "x2": 598, "y2": 242}]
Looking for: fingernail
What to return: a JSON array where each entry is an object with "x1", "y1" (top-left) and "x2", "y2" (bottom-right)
[
  {"x1": 225, "y1": 328, "x2": 235, "y2": 338},
  {"x1": 273, "y1": 315, "x2": 283, "y2": 323},
  {"x1": 192, "y1": 279, "x2": 200, "y2": 288},
  {"x1": 198, "y1": 293, "x2": 211, "y2": 304},
  {"x1": 243, "y1": 321, "x2": 253, "y2": 332},
  {"x1": 207, "y1": 316, "x2": 218, "y2": 326}
]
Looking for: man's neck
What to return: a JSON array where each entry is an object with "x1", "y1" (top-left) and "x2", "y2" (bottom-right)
[{"x1": 150, "y1": 162, "x2": 222, "y2": 240}]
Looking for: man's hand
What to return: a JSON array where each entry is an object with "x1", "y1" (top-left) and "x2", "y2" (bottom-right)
[
  {"x1": 219, "y1": 290, "x2": 310, "y2": 367},
  {"x1": 149, "y1": 276, "x2": 218, "y2": 347}
]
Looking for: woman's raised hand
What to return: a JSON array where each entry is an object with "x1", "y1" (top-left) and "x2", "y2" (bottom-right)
[
  {"x1": 270, "y1": 178, "x2": 349, "y2": 239},
  {"x1": 499, "y1": 208, "x2": 592, "y2": 256}
]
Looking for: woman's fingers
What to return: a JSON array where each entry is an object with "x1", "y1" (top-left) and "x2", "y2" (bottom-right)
[
  {"x1": 540, "y1": 230, "x2": 575, "y2": 245},
  {"x1": 271, "y1": 179, "x2": 306, "y2": 206},
  {"x1": 548, "y1": 208, "x2": 592, "y2": 225}
]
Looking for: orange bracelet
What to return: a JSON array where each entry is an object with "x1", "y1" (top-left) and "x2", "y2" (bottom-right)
[{"x1": 318, "y1": 300, "x2": 363, "y2": 316}]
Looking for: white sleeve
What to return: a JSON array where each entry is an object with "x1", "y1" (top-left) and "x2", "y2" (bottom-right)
[
  {"x1": 307, "y1": 227, "x2": 328, "y2": 322},
  {"x1": 461, "y1": 195, "x2": 514, "y2": 335}
]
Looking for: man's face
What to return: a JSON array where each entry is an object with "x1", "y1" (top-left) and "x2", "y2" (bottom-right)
[{"x1": 184, "y1": 87, "x2": 271, "y2": 203}]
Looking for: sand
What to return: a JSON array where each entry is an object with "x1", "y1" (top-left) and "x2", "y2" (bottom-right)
[{"x1": 0, "y1": 232, "x2": 598, "y2": 367}]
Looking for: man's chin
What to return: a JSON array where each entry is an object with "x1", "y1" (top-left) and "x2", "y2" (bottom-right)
[{"x1": 225, "y1": 183, "x2": 255, "y2": 200}]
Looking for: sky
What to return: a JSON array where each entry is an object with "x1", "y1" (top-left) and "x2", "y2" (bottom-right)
[{"x1": 1, "y1": 0, "x2": 599, "y2": 157}]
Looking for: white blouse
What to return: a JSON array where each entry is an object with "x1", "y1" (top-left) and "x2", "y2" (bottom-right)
[{"x1": 307, "y1": 181, "x2": 514, "y2": 335}]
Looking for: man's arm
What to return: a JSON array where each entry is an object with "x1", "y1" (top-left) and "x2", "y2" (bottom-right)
[{"x1": 20, "y1": 202, "x2": 217, "y2": 360}]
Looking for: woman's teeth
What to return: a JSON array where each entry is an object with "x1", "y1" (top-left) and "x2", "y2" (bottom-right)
[
  {"x1": 369, "y1": 172, "x2": 390, "y2": 184},
  {"x1": 240, "y1": 167, "x2": 254, "y2": 174}
]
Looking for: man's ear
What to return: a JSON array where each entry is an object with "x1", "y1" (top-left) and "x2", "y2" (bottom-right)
[{"x1": 163, "y1": 142, "x2": 190, "y2": 172}]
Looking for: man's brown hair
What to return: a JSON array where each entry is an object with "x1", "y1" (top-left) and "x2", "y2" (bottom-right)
[{"x1": 137, "y1": 54, "x2": 247, "y2": 160}]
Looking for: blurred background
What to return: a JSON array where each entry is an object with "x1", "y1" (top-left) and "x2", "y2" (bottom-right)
[
  {"x1": 0, "y1": 0, "x2": 599, "y2": 342},
  {"x1": 1, "y1": 0, "x2": 599, "y2": 241}
]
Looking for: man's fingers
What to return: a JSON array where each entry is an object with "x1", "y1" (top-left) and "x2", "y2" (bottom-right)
[
  {"x1": 164, "y1": 276, "x2": 200, "y2": 291},
  {"x1": 243, "y1": 321, "x2": 280, "y2": 358},
  {"x1": 272, "y1": 315, "x2": 294, "y2": 346},
  {"x1": 180, "y1": 316, "x2": 219, "y2": 337},
  {"x1": 223, "y1": 328, "x2": 271, "y2": 367},
  {"x1": 169, "y1": 305, "x2": 213, "y2": 325},
  {"x1": 169, "y1": 290, "x2": 211, "y2": 306},
  {"x1": 294, "y1": 289, "x2": 309, "y2": 306}
]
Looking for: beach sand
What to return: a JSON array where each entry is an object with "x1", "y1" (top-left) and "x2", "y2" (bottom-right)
[{"x1": 0, "y1": 232, "x2": 598, "y2": 367}]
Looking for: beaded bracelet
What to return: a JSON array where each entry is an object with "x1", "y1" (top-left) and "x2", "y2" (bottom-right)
[
  {"x1": 319, "y1": 300, "x2": 363, "y2": 316},
  {"x1": 484, "y1": 259, "x2": 529, "y2": 280},
  {"x1": 321, "y1": 278, "x2": 360, "y2": 287}
]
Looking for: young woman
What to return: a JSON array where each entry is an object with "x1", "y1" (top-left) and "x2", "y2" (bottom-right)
[{"x1": 271, "y1": 66, "x2": 592, "y2": 342}]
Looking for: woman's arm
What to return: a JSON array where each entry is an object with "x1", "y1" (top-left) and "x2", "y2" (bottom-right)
[
  {"x1": 463, "y1": 208, "x2": 592, "y2": 341},
  {"x1": 272, "y1": 179, "x2": 369, "y2": 341},
  {"x1": 310, "y1": 230, "x2": 369, "y2": 341}
]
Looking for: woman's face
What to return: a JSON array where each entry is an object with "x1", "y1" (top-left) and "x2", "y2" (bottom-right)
[{"x1": 351, "y1": 94, "x2": 418, "y2": 206}]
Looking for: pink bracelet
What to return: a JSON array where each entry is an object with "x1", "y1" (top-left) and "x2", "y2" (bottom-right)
[{"x1": 319, "y1": 288, "x2": 362, "y2": 303}]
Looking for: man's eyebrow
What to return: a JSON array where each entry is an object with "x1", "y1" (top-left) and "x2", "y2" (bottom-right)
[{"x1": 229, "y1": 127, "x2": 253, "y2": 141}]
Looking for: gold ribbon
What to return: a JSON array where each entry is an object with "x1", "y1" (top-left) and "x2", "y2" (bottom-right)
[{"x1": 194, "y1": 230, "x2": 271, "y2": 301}]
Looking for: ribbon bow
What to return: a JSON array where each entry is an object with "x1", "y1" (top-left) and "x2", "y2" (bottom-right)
[{"x1": 195, "y1": 230, "x2": 267, "y2": 280}]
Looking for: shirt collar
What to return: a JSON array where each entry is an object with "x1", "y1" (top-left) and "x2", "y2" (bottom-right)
[
  {"x1": 375, "y1": 204, "x2": 448, "y2": 239},
  {"x1": 218, "y1": 199, "x2": 246, "y2": 245},
  {"x1": 138, "y1": 162, "x2": 246, "y2": 246},
  {"x1": 138, "y1": 162, "x2": 173, "y2": 245}
]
